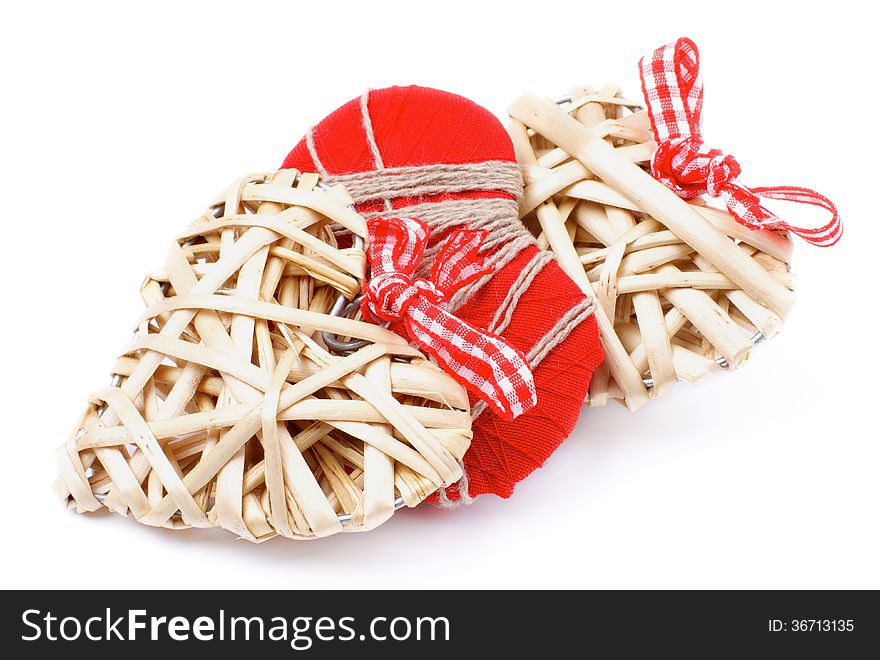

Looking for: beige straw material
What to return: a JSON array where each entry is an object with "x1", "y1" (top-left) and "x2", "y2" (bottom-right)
[
  {"x1": 53, "y1": 170, "x2": 472, "y2": 541},
  {"x1": 509, "y1": 84, "x2": 796, "y2": 410}
]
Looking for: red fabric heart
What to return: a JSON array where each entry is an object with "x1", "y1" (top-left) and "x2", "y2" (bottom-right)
[{"x1": 283, "y1": 86, "x2": 603, "y2": 500}]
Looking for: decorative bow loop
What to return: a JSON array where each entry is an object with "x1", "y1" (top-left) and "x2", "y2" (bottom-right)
[
  {"x1": 639, "y1": 37, "x2": 842, "y2": 247},
  {"x1": 362, "y1": 217, "x2": 537, "y2": 420}
]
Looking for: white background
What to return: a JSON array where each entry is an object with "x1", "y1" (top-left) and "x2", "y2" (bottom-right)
[{"x1": 1, "y1": 1, "x2": 875, "y2": 589}]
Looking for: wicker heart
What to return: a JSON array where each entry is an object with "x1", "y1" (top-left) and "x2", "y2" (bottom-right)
[
  {"x1": 54, "y1": 170, "x2": 472, "y2": 541},
  {"x1": 510, "y1": 85, "x2": 795, "y2": 408}
]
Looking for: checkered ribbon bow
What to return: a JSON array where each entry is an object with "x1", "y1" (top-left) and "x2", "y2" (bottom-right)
[
  {"x1": 639, "y1": 37, "x2": 842, "y2": 246},
  {"x1": 362, "y1": 217, "x2": 537, "y2": 420}
]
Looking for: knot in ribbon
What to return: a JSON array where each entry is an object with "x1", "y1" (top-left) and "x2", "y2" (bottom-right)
[
  {"x1": 362, "y1": 217, "x2": 537, "y2": 420},
  {"x1": 363, "y1": 272, "x2": 445, "y2": 321},
  {"x1": 639, "y1": 37, "x2": 842, "y2": 246},
  {"x1": 653, "y1": 136, "x2": 741, "y2": 198}
]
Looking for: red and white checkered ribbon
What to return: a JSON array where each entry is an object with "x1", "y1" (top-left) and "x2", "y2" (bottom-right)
[
  {"x1": 362, "y1": 217, "x2": 537, "y2": 420},
  {"x1": 639, "y1": 37, "x2": 842, "y2": 247}
]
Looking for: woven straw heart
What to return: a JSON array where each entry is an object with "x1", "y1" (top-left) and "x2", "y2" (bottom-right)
[
  {"x1": 510, "y1": 84, "x2": 796, "y2": 407},
  {"x1": 54, "y1": 170, "x2": 472, "y2": 541}
]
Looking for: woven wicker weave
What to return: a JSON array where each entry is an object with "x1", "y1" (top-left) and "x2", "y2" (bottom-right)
[
  {"x1": 509, "y1": 85, "x2": 796, "y2": 410},
  {"x1": 53, "y1": 170, "x2": 472, "y2": 541}
]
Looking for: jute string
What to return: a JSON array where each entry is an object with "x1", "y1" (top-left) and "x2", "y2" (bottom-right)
[
  {"x1": 322, "y1": 166, "x2": 531, "y2": 312},
  {"x1": 489, "y1": 250, "x2": 556, "y2": 336},
  {"x1": 469, "y1": 295, "x2": 598, "y2": 423},
  {"x1": 305, "y1": 91, "x2": 532, "y2": 310},
  {"x1": 358, "y1": 89, "x2": 393, "y2": 213}
]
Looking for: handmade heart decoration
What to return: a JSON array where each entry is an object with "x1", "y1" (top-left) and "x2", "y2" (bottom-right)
[
  {"x1": 53, "y1": 171, "x2": 473, "y2": 541},
  {"x1": 283, "y1": 86, "x2": 604, "y2": 502},
  {"x1": 508, "y1": 37, "x2": 840, "y2": 408},
  {"x1": 52, "y1": 38, "x2": 838, "y2": 544}
]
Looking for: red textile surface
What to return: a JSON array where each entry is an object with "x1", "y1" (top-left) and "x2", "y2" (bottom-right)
[{"x1": 283, "y1": 86, "x2": 603, "y2": 499}]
